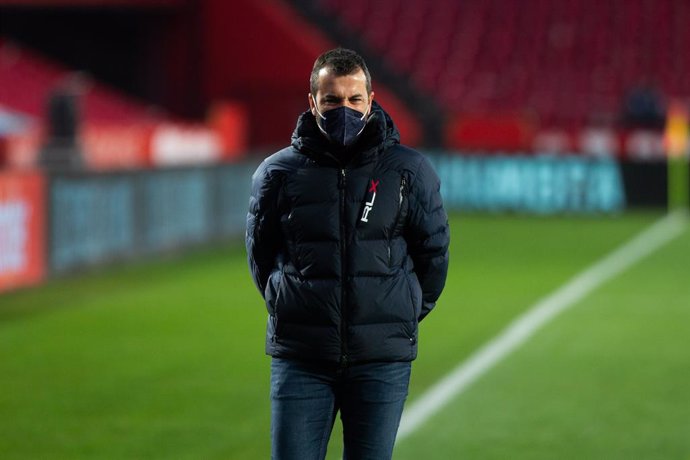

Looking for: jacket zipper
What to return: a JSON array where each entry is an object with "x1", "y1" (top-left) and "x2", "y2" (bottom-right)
[
  {"x1": 339, "y1": 168, "x2": 349, "y2": 366},
  {"x1": 388, "y1": 176, "x2": 407, "y2": 266}
]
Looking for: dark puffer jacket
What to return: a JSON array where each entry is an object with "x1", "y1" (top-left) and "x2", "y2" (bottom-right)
[{"x1": 246, "y1": 102, "x2": 449, "y2": 364}]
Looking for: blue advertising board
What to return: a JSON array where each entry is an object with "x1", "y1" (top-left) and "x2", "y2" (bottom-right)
[{"x1": 428, "y1": 153, "x2": 625, "y2": 213}]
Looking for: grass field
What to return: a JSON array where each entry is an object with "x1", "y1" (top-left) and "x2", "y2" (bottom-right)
[{"x1": 1, "y1": 212, "x2": 688, "y2": 459}]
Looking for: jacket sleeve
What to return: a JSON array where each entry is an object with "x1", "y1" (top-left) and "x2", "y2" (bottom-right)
[
  {"x1": 246, "y1": 160, "x2": 283, "y2": 298},
  {"x1": 406, "y1": 155, "x2": 450, "y2": 321}
]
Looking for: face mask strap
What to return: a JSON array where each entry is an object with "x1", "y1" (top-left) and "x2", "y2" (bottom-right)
[
  {"x1": 353, "y1": 103, "x2": 372, "y2": 137},
  {"x1": 313, "y1": 101, "x2": 330, "y2": 138},
  {"x1": 361, "y1": 102, "x2": 371, "y2": 121},
  {"x1": 313, "y1": 101, "x2": 326, "y2": 121}
]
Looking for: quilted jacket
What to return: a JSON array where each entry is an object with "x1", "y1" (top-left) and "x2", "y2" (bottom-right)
[{"x1": 246, "y1": 102, "x2": 449, "y2": 364}]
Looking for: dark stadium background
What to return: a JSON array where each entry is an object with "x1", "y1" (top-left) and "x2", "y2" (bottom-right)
[{"x1": 2, "y1": 2, "x2": 690, "y2": 459}]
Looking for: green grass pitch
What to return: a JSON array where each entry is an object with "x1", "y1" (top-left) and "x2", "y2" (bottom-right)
[{"x1": 1, "y1": 212, "x2": 688, "y2": 459}]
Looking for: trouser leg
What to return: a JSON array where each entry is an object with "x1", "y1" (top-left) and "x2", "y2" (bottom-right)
[
  {"x1": 339, "y1": 361, "x2": 412, "y2": 460},
  {"x1": 270, "y1": 358, "x2": 338, "y2": 460}
]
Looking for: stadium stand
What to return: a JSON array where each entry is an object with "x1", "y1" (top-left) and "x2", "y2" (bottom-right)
[
  {"x1": 0, "y1": 38, "x2": 162, "y2": 124},
  {"x1": 0, "y1": 37, "x2": 246, "y2": 169},
  {"x1": 2, "y1": 0, "x2": 688, "y2": 155},
  {"x1": 315, "y1": 0, "x2": 689, "y2": 151}
]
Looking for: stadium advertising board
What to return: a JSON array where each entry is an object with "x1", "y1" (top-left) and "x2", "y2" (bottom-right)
[
  {"x1": 141, "y1": 170, "x2": 212, "y2": 251},
  {"x1": 81, "y1": 123, "x2": 153, "y2": 170},
  {"x1": 430, "y1": 153, "x2": 625, "y2": 213},
  {"x1": 51, "y1": 176, "x2": 136, "y2": 272},
  {"x1": 42, "y1": 157, "x2": 626, "y2": 277},
  {"x1": 47, "y1": 164, "x2": 255, "y2": 273},
  {"x1": 0, "y1": 171, "x2": 45, "y2": 292}
]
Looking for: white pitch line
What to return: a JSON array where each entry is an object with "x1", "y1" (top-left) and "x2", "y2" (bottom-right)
[{"x1": 397, "y1": 211, "x2": 688, "y2": 440}]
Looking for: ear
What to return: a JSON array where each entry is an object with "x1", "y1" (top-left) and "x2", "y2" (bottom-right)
[
  {"x1": 308, "y1": 93, "x2": 317, "y2": 116},
  {"x1": 367, "y1": 91, "x2": 375, "y2": 113}
]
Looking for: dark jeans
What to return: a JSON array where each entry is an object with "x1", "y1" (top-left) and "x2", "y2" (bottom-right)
[{"x1": 270, "y1": 358, "x2": 412, "y2": 460}]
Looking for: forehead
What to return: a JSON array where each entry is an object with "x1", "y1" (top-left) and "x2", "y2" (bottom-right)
[{"x1": 314, "y1": 67, "x2": 369, "y2": 96}]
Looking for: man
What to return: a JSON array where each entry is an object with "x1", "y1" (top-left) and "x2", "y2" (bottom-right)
[{"x1": 246, "y1": 48, "x2": 449, "y2": 460}]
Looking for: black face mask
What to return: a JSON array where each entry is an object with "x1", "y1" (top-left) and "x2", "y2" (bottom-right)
[{"x1": 314, "y1": 105, "x2": 369, "y2": 147}]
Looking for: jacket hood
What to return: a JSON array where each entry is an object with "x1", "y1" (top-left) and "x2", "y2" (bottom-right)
[{"x1": 290, "y1": 101, "x2": 400, "y2": 162}]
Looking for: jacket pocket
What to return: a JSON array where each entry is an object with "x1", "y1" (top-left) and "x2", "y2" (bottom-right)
[
  {"x1": 388, "y1": 175, "x2": 408, "y2": 266},
  {"x1": 404, "y1": 270, "x2": 423, "y2": 322},
  {"x1": 268, "y1": 270, "x2": 285, "y2": 341},
  {"x1": 265, "y1": 269, "x2": 284, "y2": 314}
]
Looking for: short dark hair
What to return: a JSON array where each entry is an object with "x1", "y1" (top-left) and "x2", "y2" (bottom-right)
[{"x1": 310, "y1": 48, "x2": 372, "y2": 96}]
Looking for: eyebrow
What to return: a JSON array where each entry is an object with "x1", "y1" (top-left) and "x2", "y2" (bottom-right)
[{"x1": 321, "y1": 93, "x2": 365, "y2": 101}]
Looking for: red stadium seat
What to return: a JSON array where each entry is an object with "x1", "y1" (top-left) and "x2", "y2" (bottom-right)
[{"x1": 317, "y1": 0, "x2": 690, "y2": 142}]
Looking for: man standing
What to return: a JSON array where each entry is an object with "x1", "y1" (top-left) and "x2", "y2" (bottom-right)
[{"x1": 246, "y1": 48, "x2": 449, "y2": 460}]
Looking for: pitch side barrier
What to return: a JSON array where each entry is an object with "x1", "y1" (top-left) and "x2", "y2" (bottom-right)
[
  {"x1": 46, "y1": 153, "x2": 623, "y2": 274},
  {"x1": 1, "y1": 154, "x2": 667, "y2": 292},
  {"x1": 426, "y1": 152, "x2": 626, "y2": 214},
  {"x1": 47, "y1": 162, "x2": 258, "y2": 274}
]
